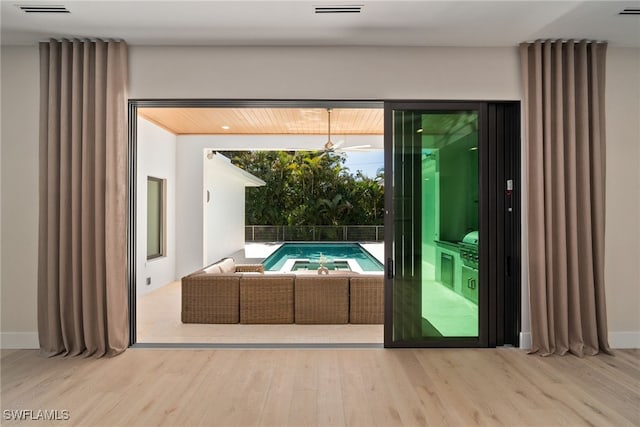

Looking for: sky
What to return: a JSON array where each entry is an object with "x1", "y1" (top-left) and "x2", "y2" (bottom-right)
[{"x1": 342, "y1": 150, "x2": 384, "y2": 178}]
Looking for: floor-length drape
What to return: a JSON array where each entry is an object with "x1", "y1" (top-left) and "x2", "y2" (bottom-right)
[
  {"x1": 521, "y1": 40, "x2": 610, "y2": 356},
  {"x1": 38, "y1": 39, "x2": 129, "y2": 357}
]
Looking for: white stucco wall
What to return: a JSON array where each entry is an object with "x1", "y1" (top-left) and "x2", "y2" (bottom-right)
[
  {"x1": 1, "y1": 45, "x2": 638, "y2": 348},
  {"x1": 203, "y1": 154, "x2": 248, "y2": 268},
  {"x1": 136, "y1": 117, "x2": 177, "y2": 296},
  {"x1": 175, "y1": 138, "x2": 209, "y2": 277},
  {"x1": 175, "y1": 138, "x2": 265, "y2": 277}
]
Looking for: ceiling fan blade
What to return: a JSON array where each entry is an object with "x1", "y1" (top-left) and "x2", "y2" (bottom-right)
[
  {"x1": 332, "y1": 139, "x2": 345, "y2": 149},
  {"x1": 338, "y1": 144, "x2": 373, "y2": 151}
]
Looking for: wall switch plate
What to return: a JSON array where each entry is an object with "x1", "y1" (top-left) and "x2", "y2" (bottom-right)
[{"x1": 146, "y1": 277, "x2": 151, "y2": 285}]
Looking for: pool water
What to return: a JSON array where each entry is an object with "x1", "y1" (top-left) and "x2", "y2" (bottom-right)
[
  {"x1": 291, "y1": 260, "x2": 351, "y2": 272},
  {"x1": 262, "y1": 243, "x2": 384, "y2": 273}
]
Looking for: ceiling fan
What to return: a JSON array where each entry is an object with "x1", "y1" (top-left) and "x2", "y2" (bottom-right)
[{"x1": 319, "y1": 108, "x2": 371, "y2": 156}]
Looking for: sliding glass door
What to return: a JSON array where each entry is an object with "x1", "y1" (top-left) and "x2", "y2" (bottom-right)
[{"x1": 384, "y1": 102, "x2": 488, "y2": 347}]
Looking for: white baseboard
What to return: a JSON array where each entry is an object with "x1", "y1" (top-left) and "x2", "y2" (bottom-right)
[
  {"x1": 609, "y1": 332, "x2": 640, "y2": 349},
  {"x1": 2, "y1": 331, "x2": 636, "y2": 350},
  {"x1": 519, "y1": 332, "x2": 532, "y2": 349},
  {"x1": 1, "y1": 332, "x2": 39, "y2": 349},
  {"x1": 518, "y1": 331, "x2": 639, "y2": 350}
]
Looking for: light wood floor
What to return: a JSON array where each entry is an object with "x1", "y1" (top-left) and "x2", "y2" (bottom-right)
[
  {"x1": 2, "y1": 348, "x2": 638, "y2": 426},
  {"x1": 137, "y1": 281, "x2": 383, "y2": 344}
]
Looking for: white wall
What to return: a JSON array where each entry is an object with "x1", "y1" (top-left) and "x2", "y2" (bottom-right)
[
  {"x1": 175, "y1": 136, "x2": 266, "y2": 277},
  {"x1": 1, "y1": 44, "x2": 638, "y2": 348},
  {"x1": 203, "y1": 155, "x2": 247, "y2": 266},
  {"x1": 1, "y1": 46, "x2": 39, "y2": 348},
  {"x1": 129, "y1": 46, "x2": 521, "y2": 100},
  {"x1": 136, "y1": 117, "x2": 177, "y2": 296},
  {"x1": 603, "y1": 48, "x2": 640, "y2": 346},
  {"x1": 175, "y1": 137, "x2": 206, "y2": 277}
]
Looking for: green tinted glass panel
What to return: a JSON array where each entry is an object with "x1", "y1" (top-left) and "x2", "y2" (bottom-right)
[{"x1": 392, "y1": 110, "x2": 479, "y2": 341}]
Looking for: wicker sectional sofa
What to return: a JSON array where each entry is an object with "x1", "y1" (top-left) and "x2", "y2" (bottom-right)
[
  {"x1": 181, "y1": 258, "x2": 264, "y2": 324},
  {"x1": 240, "y1": 274, "x2": 295, "y2": 324},
  {"x1": 295, "y1": 275, "x2": 350, "y2": 324},
  {"x1": 181, "y1": 258, "x2": 383, "y2": 325}
]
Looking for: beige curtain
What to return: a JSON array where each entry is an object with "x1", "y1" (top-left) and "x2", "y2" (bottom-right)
[
  {"x1": 521, "y1": 40, "x2": 610, "y2": 356},
  {"x1": 38, "y1": 39, "x2": 129, "y2": 357}
]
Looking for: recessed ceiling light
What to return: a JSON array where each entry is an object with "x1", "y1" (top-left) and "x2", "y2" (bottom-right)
[
  {"x1": 416, "y1": 128, "x2": 423, "y2": 133},
  {"x1": 221, "y1": 125, "x2": 230, "y2": 130}
]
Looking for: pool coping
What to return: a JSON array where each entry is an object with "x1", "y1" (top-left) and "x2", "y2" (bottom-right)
[{"x1": 260, "y1": 242, "x2": 384, "y2": 273}]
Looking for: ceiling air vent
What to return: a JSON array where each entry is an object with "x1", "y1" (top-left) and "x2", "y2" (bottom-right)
[
  {"x1": 619, "y1": 7, "x2": 640, "y2": 15},
  {"x1": 315, "y1": 5, "x2": 363, "y2": 14},
  {"x1": 18, "y1": 5, "x2": 70, "y2": 13}
]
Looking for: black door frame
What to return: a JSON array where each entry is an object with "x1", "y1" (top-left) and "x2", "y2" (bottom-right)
[
  {"x1": 126, "y1": 98, "x2": 519, "y2": 348},
  {"x1": 383, "y1": 100, "x2": 520, "y2": 348}
]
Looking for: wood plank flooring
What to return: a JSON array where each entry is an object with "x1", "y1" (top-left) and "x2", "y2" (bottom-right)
[{"x1": 2, "y1": 348, "x2": 638, "y2": 426}]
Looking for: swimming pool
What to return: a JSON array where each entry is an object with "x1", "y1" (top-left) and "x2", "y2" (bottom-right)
[{"x1": 262, "y1": 243, "x2": 384, "y2": 273}]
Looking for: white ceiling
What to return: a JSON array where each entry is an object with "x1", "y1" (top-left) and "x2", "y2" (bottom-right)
[{"x1": 1, "y1": 1, "x2": 639, "y2": 47}]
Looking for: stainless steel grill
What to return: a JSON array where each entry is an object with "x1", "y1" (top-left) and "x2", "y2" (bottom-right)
[
  {"x1": 460, "y1": 231, "x2": 479, "y2": 269},
  {"x1": 460, "y1": 231, "x2": 479, "y2": 304}
]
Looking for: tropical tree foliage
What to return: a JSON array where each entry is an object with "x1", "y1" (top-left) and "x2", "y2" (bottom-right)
[{"x1": 222, "y1": 151, "x2": 384, "y2": 226}]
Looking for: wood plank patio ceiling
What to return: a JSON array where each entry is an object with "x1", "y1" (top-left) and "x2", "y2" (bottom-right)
[{"x1": 138, "y1": 108, "x2": 384, "y2": 135}]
